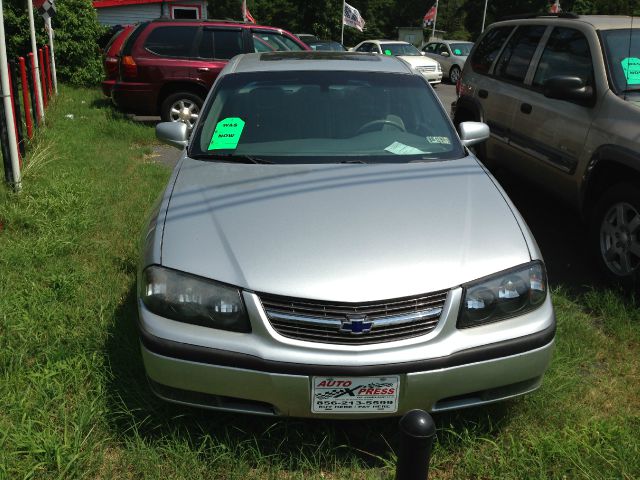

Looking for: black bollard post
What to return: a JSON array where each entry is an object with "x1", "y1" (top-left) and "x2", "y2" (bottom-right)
[{"x1": 395, "y1": 409, "x2": 436, "y2": 480}]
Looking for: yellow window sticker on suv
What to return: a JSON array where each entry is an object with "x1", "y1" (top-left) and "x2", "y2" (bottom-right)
[
  {"x1": 208, "y1": 117, "x2": 245, "y2": 150},
  {"x1": 621, "y1": 57, "x2": 640, "y2": 85}
]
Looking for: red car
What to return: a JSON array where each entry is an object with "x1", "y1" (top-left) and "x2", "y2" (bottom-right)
[
  {"x1": 111, "y1": 19, "x2": 309, "y2": 127},
  {"x1": 101, "y1": 24, "x2": 134, "y2": 97}
]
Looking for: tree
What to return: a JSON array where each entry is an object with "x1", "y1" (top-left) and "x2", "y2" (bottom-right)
[{"x1": 3, "y1": 0, "x2": 106, "y2": 86}]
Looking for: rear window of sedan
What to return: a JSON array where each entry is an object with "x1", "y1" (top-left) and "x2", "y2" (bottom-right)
[{"x1": 190, "y1": 70, "x2": 464, "y2": 163}]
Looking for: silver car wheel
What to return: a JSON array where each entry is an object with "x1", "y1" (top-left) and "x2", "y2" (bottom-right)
[
  {"x1": 169, "y1": 99, "x2": 200, "y2": 129},
  {"x1": 599, "y1": 201, "x2": 640, "y2": 276},
  {"x1": 450, "y1": 66, "x2": 461, "y2": 83}
]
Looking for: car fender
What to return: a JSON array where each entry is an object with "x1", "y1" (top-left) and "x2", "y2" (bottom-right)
[
  {"x1": 453, "y1": 94, "x2": 484, "y2": 124},
  {"x1": 582, "y1": 144, "x2": 640, "y2": 213}
]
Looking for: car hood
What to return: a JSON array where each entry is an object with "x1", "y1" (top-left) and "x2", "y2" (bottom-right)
[
  {"x1": 398, "y1": 55, "x2": 439, "y2": 67},
  {"x1": 161, "y1": 157, "x2": 530, "y2": 302}
]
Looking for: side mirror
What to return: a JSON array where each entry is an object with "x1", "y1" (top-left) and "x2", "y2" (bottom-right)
[
  {"x1": 156, "y1": 122, "x2": 188, "y2": 149},
  {"x1": 543, "y1": 76, "x2": 594, "y2": 104},
  {"x1": 441, "y1": 51, "x2": 450, "y2": 57},
  {"x1": 459, "y1": 121, "x2": 490, "y2": 147},
  {"x1": 421, "y1": 51, "x2": 427, "y2": 56}
]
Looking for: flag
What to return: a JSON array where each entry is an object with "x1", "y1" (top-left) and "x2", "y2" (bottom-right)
[
  {"x1": 549, "y1": 0, "x2": 561, "y2": 13},
  {"x1": 242, "y1": 0, "x2": 256, "y2": 23},
  {"x1": 343, "y1": 2, "x2": 365, "y2": 32},
  {"x1": 423, "y1": 4, "x2": 437, "y2": 27}
]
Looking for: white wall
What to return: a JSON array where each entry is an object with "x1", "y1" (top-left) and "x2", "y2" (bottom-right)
[{"x1": 96, "y1": 1, "x2": 207, "y2": 26}]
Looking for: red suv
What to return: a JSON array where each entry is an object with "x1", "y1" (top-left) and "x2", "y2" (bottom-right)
[
  {"x1": 111, "y1": 20, "x2": 309, "y2": 128},
  {"x1": 101, "y1": 24, "x2": 134, "y2": 97}
]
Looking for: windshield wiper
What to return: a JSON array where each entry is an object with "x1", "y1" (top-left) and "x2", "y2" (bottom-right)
[
  {"x1": 338, "y1": 159, "x2": 368, "y2": 164},
  {"x1": 189, "y1": 153, "x2": 274, "y2": 164},
  {"x1": 621, "y1": 87, "x2": 640, "y2": 93}
]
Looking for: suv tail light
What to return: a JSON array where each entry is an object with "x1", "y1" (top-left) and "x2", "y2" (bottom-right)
[
  {"x1": 121, "y1": 55, "x2": 137, "y2": 79},
  {"x1": 105, "y1": 56, "x2": 119, "y2": 76}
]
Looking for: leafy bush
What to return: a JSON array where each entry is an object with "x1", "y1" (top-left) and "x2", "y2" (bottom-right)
[{"x1": 4, "y1": 0, "x2": 106, "y2": 86}]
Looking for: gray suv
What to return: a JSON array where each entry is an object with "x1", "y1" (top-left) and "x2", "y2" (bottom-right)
[{"x1": 453, "y1": 14, "x2": 640, "y2": 287}]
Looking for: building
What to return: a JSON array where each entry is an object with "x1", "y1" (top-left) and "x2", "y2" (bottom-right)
[
  {"x1": 397, "y1": 27, "x2": 447, "y2": 48},
  {"x1": 93, "y1": 0, "x2": 208, "y2": 26}
]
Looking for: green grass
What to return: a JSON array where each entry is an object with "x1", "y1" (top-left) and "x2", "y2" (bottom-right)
[{"x1": 1, "y1": 86, "x2": 639, "y2": 479}]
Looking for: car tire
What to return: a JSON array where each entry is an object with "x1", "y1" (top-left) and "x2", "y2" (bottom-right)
[
  {"x1": 161, "y1": 92, "x2": 203, "y2": 130},
  {"x1": 590, "y1": 182, "x2": 640, "y2": 290},
  {"x1": 449, "y1": 65, "x2": 461, "y2": 84}
]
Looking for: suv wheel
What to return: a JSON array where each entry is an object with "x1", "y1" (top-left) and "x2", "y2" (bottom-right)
[
  {"x1": 161, "y1": 92, "x2": 203, "y2": 130},
  {"x1": 591, "y1": 183, "x2": 640, "y2": 287},
  {"x1": 449, "y1": 65, "x2": 461, "y2": 84}
]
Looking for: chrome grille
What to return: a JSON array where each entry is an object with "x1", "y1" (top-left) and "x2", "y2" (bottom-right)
[
  {"x1": 417, "y1": 65, "x2": 436, "y2": 72},
  {"x1": 260, "y1": 290, "x2": 448, "y2": 345}
]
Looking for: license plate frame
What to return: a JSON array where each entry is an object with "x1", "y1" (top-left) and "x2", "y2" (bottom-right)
[{"x1": 311, "y1": 376, "x2": 400, "y2": 414}]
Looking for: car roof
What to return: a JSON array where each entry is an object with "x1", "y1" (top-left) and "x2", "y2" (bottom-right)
[
  {"x1": 147, "y1": 18, "x2": 288, "y2": 31},
  {"x1": 493, "y1": 14, "x2": 638, "y2": 30},
  {"x1": 226, "y1": 51, "x2": 415, "y2": 75},
  {"x1": 368, "y1": 40, "x2": 412, "y2": 45}
]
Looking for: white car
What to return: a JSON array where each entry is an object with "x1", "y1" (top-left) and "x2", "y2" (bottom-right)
[{"x1": 351, "y1": 39, "x2": 443, "y2": 85}]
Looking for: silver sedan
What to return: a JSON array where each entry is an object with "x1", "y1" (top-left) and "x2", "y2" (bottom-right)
[
  {"x1": 139, "y1": 51, "x2": 555, "y2": 418},
  {"x1": 422, "y1": 40, "x2": 473, "y2": 83}
]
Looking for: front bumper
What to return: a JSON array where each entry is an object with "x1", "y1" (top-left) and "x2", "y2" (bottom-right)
[
  {"x1": 138, "y1": 288, "x2": 556, "y2": 418},
  {"x1": 417, "y1": 70, "x2": 443, "y2": 84}
]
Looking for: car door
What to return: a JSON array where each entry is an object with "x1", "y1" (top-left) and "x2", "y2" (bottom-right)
[
  {"x1": 505, "y1": 26, "x2": 600, "y2": 204},
  {"x1": 421, "y1": 42, "x2": 438, "y2": 60},
  {"x1": 436, "y1": 43, "x2": 453, "y2": 72},
  {"x1": 191, "y1": 27, "x2": 245, "y2": 89},
  {"x1": 137, "y1": 24, "x2": 199, "y2": 85},
  {"x1": 464, "y1": 25, "x2": 522, "y2": 160},
  {"x1": 477, "y1": 25, "x2": 547, "y2": 162}
]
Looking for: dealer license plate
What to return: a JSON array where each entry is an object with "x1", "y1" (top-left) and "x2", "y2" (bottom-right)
[{"x1": 311, "y1": 376, "x2": 400, "y2": 413}]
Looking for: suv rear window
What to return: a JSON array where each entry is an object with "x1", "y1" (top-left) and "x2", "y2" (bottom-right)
[
  {"x1": 470, "y1": 26, "x2": 514, "y2": 74},
  {"x1": 494, "y1": 25, "x2": 546, "y2": 83},
  {"x1": 145, "y1": 26, "x2": 198, "y2": 57}
]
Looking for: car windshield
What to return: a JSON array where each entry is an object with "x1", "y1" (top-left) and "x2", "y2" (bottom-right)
[
  {"x1": 190, "y1": 70, "x2": 464, "y2": 163},
  {"x1": 380, "y1": 43, "x2": 422, "y2": 56},
  {"x1": 601, "y1": 28, "x2": 640, "y2": 95},
  {"x1": 449, "y1": 43, "x2": 472, "y2": 56}
]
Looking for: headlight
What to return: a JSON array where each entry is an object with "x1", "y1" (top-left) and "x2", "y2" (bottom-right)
[
  {"x1": 140, "y1": 265, "x2": 251, "y2": 332},
  {"x1": 458, "y1": 262, "x2": 547, "y2": 328},
  {"x1": 437, "y1": 63, "x2": 442, "y2": 72}
]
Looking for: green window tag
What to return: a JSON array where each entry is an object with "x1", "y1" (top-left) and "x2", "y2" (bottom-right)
[
  {"x1": 208, "y1": 117, "x2": 245, "y2": 150},
  {"x1": 454, "y1": 48, "x2": 462, "y2": 55},
  {"x1": 621, "y1": 57, "x2": 640, "y2": 85},
  {"x1": 384, "y1": 49, "x2": 392, "y2": 55}
]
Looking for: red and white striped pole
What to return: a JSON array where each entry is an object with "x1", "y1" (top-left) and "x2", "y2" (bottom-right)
[
  {"x1": 19, "y1": 57, "x2": 33, "y2": 139},
  {"x1": 27, "y1": 0, "x2": 44, "y2": 123},
  {"x1": 0, "y1": 0, "x2": 22, "y2": 189}
]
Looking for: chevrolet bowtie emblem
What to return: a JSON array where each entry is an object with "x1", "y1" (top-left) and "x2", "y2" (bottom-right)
[{"x1": 340, "y1": 314, "x2": 373, "y2": 335}]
